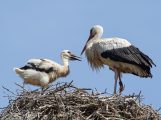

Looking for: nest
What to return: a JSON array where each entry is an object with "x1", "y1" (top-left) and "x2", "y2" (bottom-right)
[{"x1": 0, "y1": 81, "x2": 161, "y2": 120}]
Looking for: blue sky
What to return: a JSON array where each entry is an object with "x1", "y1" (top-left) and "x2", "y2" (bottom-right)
[{"x1": 0, "y1": 0, "x2": 161, "y2": 112}]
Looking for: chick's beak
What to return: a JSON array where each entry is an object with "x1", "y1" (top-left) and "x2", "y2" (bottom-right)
[{"x1": 70, "y1": 54, "x2": 81, "y2": 61}]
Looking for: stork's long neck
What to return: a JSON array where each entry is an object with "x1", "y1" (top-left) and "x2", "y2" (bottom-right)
[
  {"x1": 60, "y1": 58, "x2": 70, "y2": 77},
  {"x1": 62, "y1": 58, "x2": 69, "y2": 67}
]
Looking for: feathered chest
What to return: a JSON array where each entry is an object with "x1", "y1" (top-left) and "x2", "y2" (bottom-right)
[{"x1": 85, "y1": 42, "x2": 104, "y2": 70}]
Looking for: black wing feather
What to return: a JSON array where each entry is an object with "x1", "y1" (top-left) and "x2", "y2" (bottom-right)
[
  {"x1": 20, "y1": 62, "x2": 54, "y2": 73},
  {"x1": 101, "y1": 45, "x2": 156, "y2": 72}
]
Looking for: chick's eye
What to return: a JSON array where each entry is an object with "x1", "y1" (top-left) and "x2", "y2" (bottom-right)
[{"x1": 67, "y1": 51, "x2": 71, "y2": 53}]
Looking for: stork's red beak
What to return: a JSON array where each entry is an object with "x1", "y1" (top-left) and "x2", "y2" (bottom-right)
[{"x1": 81, "y1": 33, "x2": 94, "y2": 55}]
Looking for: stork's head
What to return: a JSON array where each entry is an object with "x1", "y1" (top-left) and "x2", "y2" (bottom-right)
[
  {"x1": 91, "y1": 25, "x2": 104, "y2": 37},
  {"x1": 81, "y1": 25, "x2": 103, "y2": 55},
  {"x1": 61, "y1": 50, "x2": 81, "y2": 61}
]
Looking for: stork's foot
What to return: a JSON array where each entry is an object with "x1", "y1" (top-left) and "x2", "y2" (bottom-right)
[{"x1": 119, "y1": 80, "x2": 125, "y2": 94}]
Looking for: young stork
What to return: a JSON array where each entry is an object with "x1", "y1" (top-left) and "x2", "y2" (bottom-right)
[
  {"x1": 14, "y1": 50, "x2": 81, "y2": 90},
  {"x1": 81, "y1": 25, "x2": 156, "y2": 94}
]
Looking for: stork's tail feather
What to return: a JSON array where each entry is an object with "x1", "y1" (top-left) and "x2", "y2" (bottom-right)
[
  {"x1": 14, "y1": 68, "x2": 24, "y2": 74},
  {"x1": 130, "y1": 69, "x2": 153, "y2": 78}
]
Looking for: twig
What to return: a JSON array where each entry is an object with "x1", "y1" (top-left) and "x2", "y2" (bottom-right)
[
  {"x1": 14, "y1": 82, "x2": 28, "y2": 92},
  {"x1": 157, "y1": 106, "x2": 161, "y2": 112},
  {"x1": 2, "y1": 86, "x2": 17, "y2": 96}
]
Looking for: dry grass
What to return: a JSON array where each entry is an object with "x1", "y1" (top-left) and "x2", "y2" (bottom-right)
[{"x1": 0, "y1": 81, "x2": 161, "y2": 120}]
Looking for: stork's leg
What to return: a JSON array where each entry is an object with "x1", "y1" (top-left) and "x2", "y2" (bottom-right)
[
  {"x1": 41, "y1": 85, "x2": 49, "y2": 95},
  {"x1": 41, "y1": 87, "x2": 45, "y2": 91},
  {"x1": 22, "y1": 81, "x2": 26, "y2": 92},
  {"x1": 41, "y1": 87, "x2": 45, "y2": 95},
  {"x1": 114, "y1": 70, "x2": 119, "y2": 94},
  {"x1": 118, "y1": 72, "x2": 124, "y2": 94}
]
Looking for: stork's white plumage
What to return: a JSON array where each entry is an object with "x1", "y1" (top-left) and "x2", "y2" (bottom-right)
[
  {"x1": 81, "y1": 25, "x2": 156, "y2": 94},
  {"x1": 14, "y1": 50, "x2": 81, "y2": 89}
]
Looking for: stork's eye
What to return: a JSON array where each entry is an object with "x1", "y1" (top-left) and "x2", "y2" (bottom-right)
[{"x1": 67, "y1": 51, "x2": 71, "y2": 54}]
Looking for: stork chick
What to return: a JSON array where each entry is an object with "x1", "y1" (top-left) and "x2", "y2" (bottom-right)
[
  {"x1": 14, "y1": 50, "x2": 81, "y2": 90},
  {"x1": 81, "y1": 25, "x2": 156, "y2": 94}
]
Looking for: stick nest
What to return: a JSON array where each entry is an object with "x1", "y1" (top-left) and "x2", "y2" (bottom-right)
[{"x1": 0, "y1": 81, "x2": 161, "y2": 120}]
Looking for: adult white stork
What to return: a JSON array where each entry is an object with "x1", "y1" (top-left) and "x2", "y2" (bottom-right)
[
  {"x1": 81, "y1": 25, "x2": 156, "y2": 94},
  {"x1": 14, "y1": 50, "x2": 81, "y2": 90}
]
